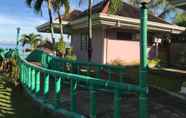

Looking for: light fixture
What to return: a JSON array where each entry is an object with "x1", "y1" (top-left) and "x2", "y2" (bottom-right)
[{"x1": 140, "y1": 0, "x2": 151, "y2": 4}]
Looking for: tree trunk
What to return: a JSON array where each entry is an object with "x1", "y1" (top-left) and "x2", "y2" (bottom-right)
[
  {"x1": 88, "y1": 0, "x2": 93, "y2": 62},
  {"x1": 57, "y1": 9, "x2": 64, "y2": 41},
  {"x1": 47, "y1": 0, "x2": 55, "y2": 45}
]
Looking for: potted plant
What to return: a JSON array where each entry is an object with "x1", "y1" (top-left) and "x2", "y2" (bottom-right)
[{"x1": 54, "y1": 40, "x2": 66, "y2": 57}]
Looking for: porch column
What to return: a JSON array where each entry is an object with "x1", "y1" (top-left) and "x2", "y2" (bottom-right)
[{"x1": 139, "y1": 1, "x2": 150, "y2": 118}]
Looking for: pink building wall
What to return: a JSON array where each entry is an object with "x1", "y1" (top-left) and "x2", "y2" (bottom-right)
[
  {"x1": 71, "y1": 28, "x2": 153, "y2": 65},
  {"x1": 105, "y1": 40, "x2": 140, "y2": 65},
  {"x1": 103, "y1": 30, "x2": 141, "y2": 65}
]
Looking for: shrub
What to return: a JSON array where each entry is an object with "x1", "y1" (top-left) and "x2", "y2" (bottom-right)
[
  {"x1": 54, "y1": 40, "x2": 66, "y2": 57},
  {"x1": 54, "y1": 40, "x2": 65, "y2": 52},
  {"x1": 65, "y1": 55, "x2": 77, "y2": 61},
  {"x1": 148, "y1": 58, "x2": 160, "y2": 68},
  {"x1": 111, "y1": 59, "x2": 125, "y2": 66}
]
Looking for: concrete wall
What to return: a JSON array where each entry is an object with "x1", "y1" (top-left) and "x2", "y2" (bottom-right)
[
  {"x1": 170, "y1": 43, "x2": 186, "y2": 67},
  {"x1": 71, "y1": 30, "x2": 88, "y2": 61}
]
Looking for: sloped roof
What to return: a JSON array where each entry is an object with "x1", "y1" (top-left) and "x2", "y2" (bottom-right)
[
  {"x1": 58, "y1": 10, "x2": 82, "y2": 21},
  {"x1": 61, "y1": 0, "x2": 169, "y2": 24}
]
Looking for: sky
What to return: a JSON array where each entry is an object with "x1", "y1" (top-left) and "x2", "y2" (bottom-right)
[{"x1": 0, "y1": 0, "x2": 101, "y2": 45}]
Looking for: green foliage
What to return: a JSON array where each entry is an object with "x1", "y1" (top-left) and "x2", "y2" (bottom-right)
[
  {"x1": 176, "y1": 12, "x2": 186, "y2": 27},
  {"x1": 127, "y1": 0, "x2": 176, "y2": 19},
  {"x1": 25, "y1": 0, "x2": 55, "y2": 44},
  {"x1": 111, "y1": 59, "x2": 125, "y2": 66},
  {"x1": 109, "y1": 0, "x2": 122, "y2": 14},
  {"x1": 54, "y1": 40, "x2": 66, "y2": 52},
  {"x1": 20, "y1": 33, "x2": 42, "y2": 50},
  {"x1": 148, "y1": 58, "x2": 160, "y2": 68},
  {"x1": 64, "y1": 47, "x2": 77, "y2": 61},
  {"x1": 52, "y1": 0, "x2": 70, "y2": 16},
  {"x1": 0, "y1": 49, "x2": 19, "y2": 82},
  {"x1": 65, "y1": 55, "x2": 77, "y2": 61}
]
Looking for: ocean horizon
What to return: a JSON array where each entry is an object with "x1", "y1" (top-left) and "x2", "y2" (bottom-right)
[{"x1": 0, "y1": 43, "x2": 16, "y2": 49}]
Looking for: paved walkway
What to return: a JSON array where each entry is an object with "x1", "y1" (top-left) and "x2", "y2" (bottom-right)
[
  {"x1": 0, "y1": 75, "x2": 52, "y2": 118},
  {"x1": 57, "y1": 86, "x2": 186, "y2": 118}
]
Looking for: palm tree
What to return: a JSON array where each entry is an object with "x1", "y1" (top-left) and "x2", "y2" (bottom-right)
[
  {"x1": 26, "y1": 0, "x2": 55, "y2": 44},
  {"x1": 20, "y1": 33, "x2": 42, "y2": 50},
  {"x1": 79, "y1": 0, "x2": 122, "y2": 62},
  {"x1": 52, "y1": 0, "x2": 70, "y2": 41}
]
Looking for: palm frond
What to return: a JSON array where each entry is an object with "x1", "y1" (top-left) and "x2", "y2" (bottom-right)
[
  {"x1": 109, "y1": 0, "x2": 122, "y2": 14},
  {"x1": 34, "y1": 0, "x2": 44, "y2": 14},
  {"x1": 26, "y1": 0, "x2": 33, "y2": 7}
]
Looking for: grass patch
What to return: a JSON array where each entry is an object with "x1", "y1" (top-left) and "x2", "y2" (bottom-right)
[{"x1": 125, "y1": 66, "x2": 182, "y2": 92}]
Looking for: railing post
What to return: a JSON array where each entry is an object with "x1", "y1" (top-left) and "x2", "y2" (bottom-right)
[
  {"x1": 96, "y1": 66, "x2": 100, "y2": 78},
  {"x1": 23, "y1": 65, "x2": 26, "y2": 85},
  {"x1": 77, "y1": 64, "x2": 80, "y2": 74},
  {"x1": 31, "y1": 69, "x2": 36, "y2": 91},
  {"x1": 28, "y1": 67, "x2": 32, "y2": 89},
  {"x1": 87, "y1": 63, "x2": 90, "y2": 76},
  {"x1": 70, "y1": 79, "x2": 77, "y2": 112},
  {"x1": 139, "y1": 1, "x2": 149, "y2": 118},
  {"x1": 114, "y1": 89, "x2": 121, "y2": 118},
  {"x1": 35, "y1": 71, "x2": 40, "y2": 96},
  {"x1": 25, "y1": 66, "x2": 29, "y2": 87},
  {"x1": 55, "y1": 76, "x2": 62, "y2": 108},
  {"x1": 44, "y1": 74, "x2": 49, "y2": 100},
  {"x1": 108, "y1": 67, "x2": 112, "y2": 81},
  {"x1": 90, "y1": 84, "x2": 96, "y2": 118},
  {"x1": 20, "y1": 64, "x2": 24, "y2": 83}
]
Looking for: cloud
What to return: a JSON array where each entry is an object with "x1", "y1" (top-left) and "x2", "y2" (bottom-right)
[
  {"x1": 0, "y1": 13, "x2": 47, "y2": 44},
  {"x1": 0, "y1": 14, "x2": 46, "y2": 26}
]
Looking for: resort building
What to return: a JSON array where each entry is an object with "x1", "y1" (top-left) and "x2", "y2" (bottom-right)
[{"x1": 37, "y1": 1, "x2": 185, "y2": 65}]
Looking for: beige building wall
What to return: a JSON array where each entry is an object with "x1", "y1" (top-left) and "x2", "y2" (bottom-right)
[{"x1": 71, "y1": 27, "x2": 105, "y2": 64}]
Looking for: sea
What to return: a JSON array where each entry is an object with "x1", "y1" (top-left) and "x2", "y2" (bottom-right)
[{"x1": 0, "y1": 43, "x2": 16, "y2": 49}]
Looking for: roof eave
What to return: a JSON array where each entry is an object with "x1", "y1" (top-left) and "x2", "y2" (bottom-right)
[
  {"x1": 98, "y1": 13, "x2": 185, "y2": 34},
  {"x1": 37, "y1": 13, "x2": 185, "y2": 34},
  {"x1": 37, "y1": 20, "x2": 69, "y2": 32}
]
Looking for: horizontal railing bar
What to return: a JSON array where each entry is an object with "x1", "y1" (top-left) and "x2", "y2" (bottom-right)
[
  {"x1": 38, "y1": 49, "x2": 126, "y2": 70},
  {"x1": 19, "y1": 56, "x2": 147, "y2": 94}
]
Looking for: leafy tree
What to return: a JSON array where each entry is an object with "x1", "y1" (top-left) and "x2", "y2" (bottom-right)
[
  {"x1": 176, "y1": 12, "x2": 186, "y2": 27},
  {"x1": 20, "y1": 33, "x2": 42, "y2": 50},
  {"x1": 26, "y1": 0, "x2": 55, "y2": 44},
  {"x1": 127, "y1": 0, "x2": 176, "y2": 19},
  {"x1": 52, "y1": 0, "x2": 70, "y2": 41}
]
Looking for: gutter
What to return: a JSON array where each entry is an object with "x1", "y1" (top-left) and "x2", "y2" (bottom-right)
[
  {"x1": 98, "y1": 13, "x2": 185, "y2": 34},
  {"x1": 36, "y1": 13, "x2": 185, "y2": 34},
  {"x1": 36, "y1": 20, "x2": 69, "y2": 32}
]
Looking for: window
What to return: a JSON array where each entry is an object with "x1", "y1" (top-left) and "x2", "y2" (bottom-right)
[
  {"x1": 80, "y1": 33, "x2": 88, "y2": 51},
  {"x1": 117, "y1": 32, "x2": 132, "y2": 40}
]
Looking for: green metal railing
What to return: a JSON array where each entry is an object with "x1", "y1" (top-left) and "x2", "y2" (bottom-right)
[
  {"x1": 16, "y1": 1, "x2": 149, "y2": 117},
  {"x1": 18, "y1": 54, "x2": 147, "y2": 118},
  {"x1": 39, "y1": 49, "x2": 125, "y2": 82}
]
